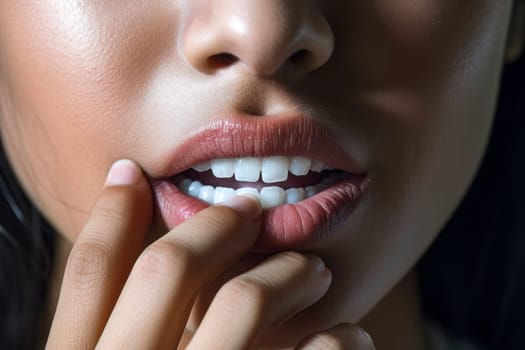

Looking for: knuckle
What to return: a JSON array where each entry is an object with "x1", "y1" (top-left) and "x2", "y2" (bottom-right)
[
  {"x1": 92, "y1": 195, "x2": 128, "y2": 224},
  {"x1": 135, "y1": 240, "x2": 196, "y2": 277},
  {"x1": 66, "y1": 241, "x2": 112, "y2": 290},
  {"x1": 92, "y1": 186, "x2": 144, "y2": 224},
  {"x1": 218, "y1": 276, "x2": 270, "y2": 313}
]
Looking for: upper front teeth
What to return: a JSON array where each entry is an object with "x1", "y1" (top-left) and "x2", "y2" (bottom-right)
[
  {"x1": 262, "y1": 156, "x2": 289, "y2": 183},
  {"x1": 210, "y1": 159, "x2": 234, "y2": 178},
  {"x1": 235, "y1": 157, "x2": 261, "y2": 182},
  {"x1": 192, "y1": 156, "x2": 328, "y2": 183}
]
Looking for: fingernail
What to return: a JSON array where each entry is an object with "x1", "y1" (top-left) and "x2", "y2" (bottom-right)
[
  {"x1": 105, "y1": 159, "x2": 141, "y2": 186},
  {"x1": 219, "y1": 194, "x2": 262, "y2": 220}
]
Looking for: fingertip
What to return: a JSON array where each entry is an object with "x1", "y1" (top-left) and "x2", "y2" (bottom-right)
[
  {"x1": 105, "y1": 159, "x2": 143, "y2": 187},
  {"x1": 218, "y1": 194, "x2": 262, "y2": 221}
]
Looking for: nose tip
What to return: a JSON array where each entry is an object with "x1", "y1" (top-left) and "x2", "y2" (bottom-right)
[{"x1": 183, "y1": 1, "x2": 334, "y2": 77}]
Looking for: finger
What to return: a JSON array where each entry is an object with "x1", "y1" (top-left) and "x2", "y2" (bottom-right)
[
  {"x1": 186, "y1": 253, "x2": 268, "y2": 333},
  {"x1": 186, "y1": 251, "x2": 332, "y2": 350},
  {"x1": 47, "y1": 160, "x2": 153, "y2": 349},
  {"x1": 295, "y1": 323, "x2": 376, "y2": 350},
  {"x1": 97, "y1": 195, "x2": 262, "y2": 349}
]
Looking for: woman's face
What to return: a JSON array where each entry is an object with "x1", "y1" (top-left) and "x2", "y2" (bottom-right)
[{"x1": 0, "y1": 0, "x2": 516, "y2": 344}]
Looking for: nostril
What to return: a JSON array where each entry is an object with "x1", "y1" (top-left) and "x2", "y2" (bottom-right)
[
  {"x1": 207, "y1": 53, "x2": 239, "y2": 69},
  {"x1": 288, "y1": 49, "x2": 317, "y2": 70},
  {"x1": 184, "y1": 3, "x2": 334, "y2": 77},
  {"x1": 289, "y1": 49, "x2": 309, "y2": 64}
]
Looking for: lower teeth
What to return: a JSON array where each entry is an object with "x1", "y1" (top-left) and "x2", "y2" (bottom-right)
[{"x1": 177, "y1": 175, "x2": 338, "y2": 208}]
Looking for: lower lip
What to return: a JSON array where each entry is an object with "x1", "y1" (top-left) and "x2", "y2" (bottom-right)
[{"x1": 153, "y1": 174, "x2": 370, "y2": 252}]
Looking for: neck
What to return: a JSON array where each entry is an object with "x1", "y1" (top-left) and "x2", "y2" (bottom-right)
[{"x1": 360, "y1": 268, "x2": 427, "y2": 350}]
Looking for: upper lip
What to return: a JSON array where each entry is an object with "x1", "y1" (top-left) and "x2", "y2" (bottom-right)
[{"x1": 155, "y1": 114, "x2": 366, "y2": 179}]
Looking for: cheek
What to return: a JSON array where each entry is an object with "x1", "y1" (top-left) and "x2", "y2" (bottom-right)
[
  {"x1": 363, "y1": 1, "x2": 508, "y2": 241},
  {"x1": 0, "y1": 2, "x2": 174, "y2": 240},
  {"x1": 324, "y1": 0, "x2": 509, "y2": 230},
  {"x1": 312, "y1": 1, "x2": 511, "y2": 322}
]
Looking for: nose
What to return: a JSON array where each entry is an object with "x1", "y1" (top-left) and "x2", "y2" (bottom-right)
[{"x1": 183, "y1": 0, "x2": 334, "y2": 77}]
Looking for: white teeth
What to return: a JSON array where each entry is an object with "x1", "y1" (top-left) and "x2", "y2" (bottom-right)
[
  {"x1": 198, "y1": 185, "x2": 215, "y2": 204},
  {"x1": 180, "y1": 177, "x2": 335, "y2": 208},
  {"x1": 210, "y1": 159, "x2": 234, "y2": 178},
  {"x1": 260, "y1": 187, "x2": 286, "y2": 209},
  {"x1": 192, "y1": 161, "x2": 211, "y2": 173},
  {"x1": 311, "y1": 160, "x2": 324, "y2": 173},
  {"x1": 214, "y1": 187, "x2": 236, "y2": 204},
  {"x1": 236, "y1": 187, "x2": 260, "y2": 199},
  {"x1": 285, "y1": 188, "x2": 306, "y2": 204},
  {"x1": 261, "y1": 156, "x2": 289, "y2": 183},
  {"x1": 188, "y1": 181, "x2": 203, "y2": 197},
  {"x1": 180, "y1": 155, "x2": 340, "y2": 207},
  {"x1": 189, "y1": 156, "x2": 333, "y2": 183},
  {"x1": 289, "y1": 157, "x2": 312, "y2": 176},
  {"x1": 235, "y1": 158, "x2": 261, "y2": 182}
]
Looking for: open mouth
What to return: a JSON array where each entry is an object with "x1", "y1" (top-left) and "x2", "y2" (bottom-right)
[
  {"x1": 152, "y1": 115, "x2": 369, "y2": 251},
  {"x1": 172, "y1": 156, "x2": 348, "y2": 208}
]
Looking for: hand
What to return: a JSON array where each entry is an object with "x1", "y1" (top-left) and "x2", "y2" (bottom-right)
[{"x1": 46, "y1": 159, "x2": 375, "y2": 349}]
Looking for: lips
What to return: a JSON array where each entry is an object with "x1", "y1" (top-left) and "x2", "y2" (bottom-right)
[{"x1": 152, "y1": 114, "x2": 370, "y2": 252}]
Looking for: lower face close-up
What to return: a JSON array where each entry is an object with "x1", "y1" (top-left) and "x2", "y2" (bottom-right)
[{"x1": 0, "y1": 1, "x2": 517, "y2": 348}]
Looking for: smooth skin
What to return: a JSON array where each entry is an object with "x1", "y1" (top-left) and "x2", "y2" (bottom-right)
[
  {"x1": 0, "y1": 1, "x2": 523, "y2": 349},
  {"x1": 46, "y1": 160, "x2": 374, "y2": 349}
]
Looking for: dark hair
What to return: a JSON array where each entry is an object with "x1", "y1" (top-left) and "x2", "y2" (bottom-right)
[
  {"x1": 418, "y1": 54, "x2": 525, "y2": 349},
  {"x1": 0, "y1": 143, "x2": 56, "y2": 349}
]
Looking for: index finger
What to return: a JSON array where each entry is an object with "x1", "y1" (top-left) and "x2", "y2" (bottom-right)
[
  {"x1": 47, "y1": 159, "x2": 153, "y2": 349},
  {"x1": 97, "y1": 195, "x2": 262, "y2": 349}
]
